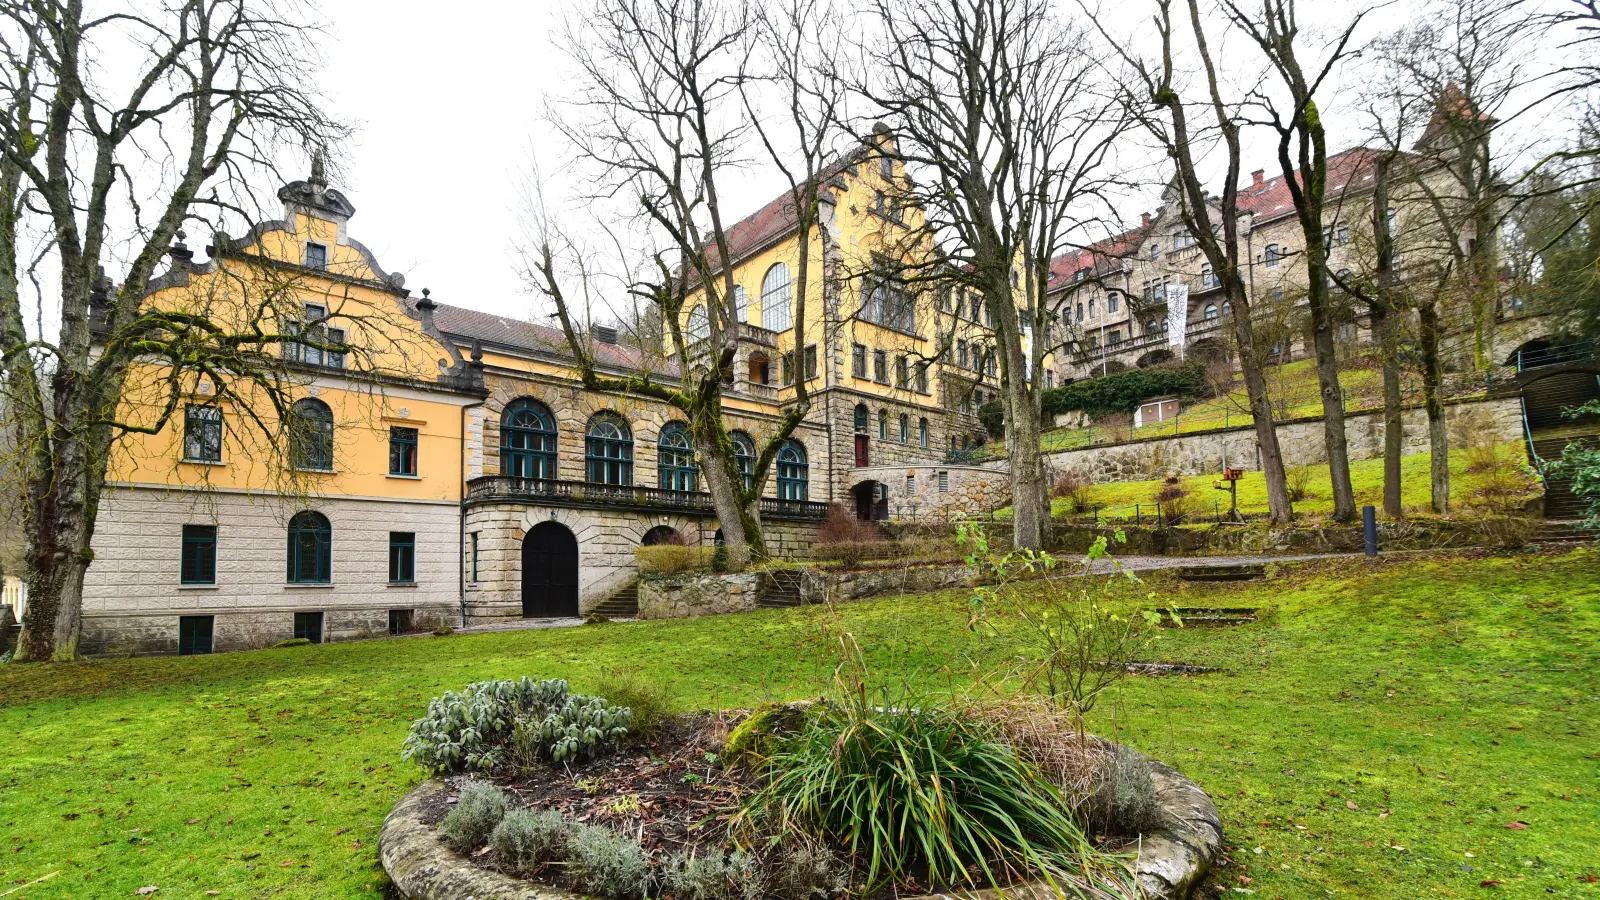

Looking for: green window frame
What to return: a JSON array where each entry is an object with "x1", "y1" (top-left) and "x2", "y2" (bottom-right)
[
  {"x1": 389, "y1": 531, "x2": 416, "y2": 584},
  {"x1": 471, "y1": 532, "x2": 479, "y2": 581},
  {"x1": 178, "y1": 615, "x2": 214, "y2": 656},
  {"x1": 288, "y1": 398, "x2": 334, "y2": 471},
  {"x1": 501, "y1": 398, "x2": 558, "y2": 480},
  {"x1": 585, "y1": 412, "x2": 633, "y2": 486},
  {"x1": 777, "y1": 440, "x2": 809, "y2": 501},
  {"x1": 293, "y1": 611, "x2": 324, "y2": 644},
  {"x1": 183, "y1": 406, "x2": 222, "y2": 462},
  {"x1": 287, "y1": 511, "x2": 331, "y2": 584},
  {"x1": 389, "y1": 426, "x2": 418, "y2": 476},
  {"x1": 181, "y1": 524, "x2": 217, "y2": 585},
  {"x1": 658, "y1": 422, "x2": 698, "y2": 492}
]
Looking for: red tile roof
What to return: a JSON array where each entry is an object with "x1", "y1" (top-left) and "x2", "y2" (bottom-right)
[
  {"x1": 701, "y1": 144, "x2": 871, "y2": 274},
  {"x1": 430, "y1": 301, "x2": 677, "y2": 375}
]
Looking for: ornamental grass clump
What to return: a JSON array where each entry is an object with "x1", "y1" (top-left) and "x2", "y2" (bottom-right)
[{"x1": 737, "y1": 686, "x2": 1122, "y2": 895}]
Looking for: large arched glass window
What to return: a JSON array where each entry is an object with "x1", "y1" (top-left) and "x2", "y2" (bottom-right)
[
  {"x1": 501, "y1": 398, "x2": 558, "y2": 480},
  {"x1": 585, "y1": 412, "x2": 633, "y2": 486},
  {"x1": 730, "y1": 430, "x2": 755, "y2": 492},
  {"x1": 686, "y1": 305, "x2": 710, "y2": 342},
  {"x1": 878, "y1": 409, "x2": 889, "y2": 441},
  {"x1": 286, "y1": 511, "x2": 331, "y2": 584},
  {"x1": 288, "y1": 398, "x2": 333, "y2": 471},
  {"x1": 777, "y1": 440, "x2": 808, "y2": 501},
  {"x1": 853, "y1": 403, "x2": 868, "y2": 433},
  {"x1": 761, "y1": 263, "x2": 792, "y2": 331},
  {"x1": 657, "y1": 422, "x2": 697, "y2": 492}
]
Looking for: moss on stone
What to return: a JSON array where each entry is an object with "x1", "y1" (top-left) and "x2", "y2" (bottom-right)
[{"x1": 723, "y1": 700, "x2": 822, "y2": 765}]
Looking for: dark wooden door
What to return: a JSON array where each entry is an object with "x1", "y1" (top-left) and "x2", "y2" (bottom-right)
[
  {"x1": 522, "y1": 522, "x2": 579, "y2": 618},
  {"x1": 854, "y1": 435, "x2": 870, "y2": 467}
]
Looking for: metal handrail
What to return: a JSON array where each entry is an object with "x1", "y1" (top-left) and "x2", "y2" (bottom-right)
[{"x1": 464, "y1": 475, "x2": 829, "y2": 520}]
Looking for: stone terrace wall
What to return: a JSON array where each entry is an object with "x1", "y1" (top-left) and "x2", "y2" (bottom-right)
[{"x1": 1045, "y1": 395, "x2": 1522, "y2": 483}]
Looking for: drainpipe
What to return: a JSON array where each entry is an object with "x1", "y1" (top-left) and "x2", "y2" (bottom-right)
[{"x1": 459, "y1": 395, "x2": 486, "y2": 629}]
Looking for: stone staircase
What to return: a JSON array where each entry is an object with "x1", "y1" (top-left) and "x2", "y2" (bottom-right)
[
  {"x1": 1151, "y1": 606, "x2": 1259, "y2": 628},
  {"x1": 1175, "y1": 564, "x2": 1266, "y2": 583},
  {"x1": 1521, "y1": 371, "x2": 1600, "y2": 520},
  {"x1": 589, "y1": 579, "x2": 640, "y2": 619},
  {"x1": 758, "y1": 570, "x2": 804, "y2": 609}
]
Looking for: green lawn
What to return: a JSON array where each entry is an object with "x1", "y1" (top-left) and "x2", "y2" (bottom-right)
[
  {"x1": 2, "y1": 551, "x2": 1597, "y2": 898},
  {"x1": 1056, "y1": 447, "x2": 1538, "y2": 521}
]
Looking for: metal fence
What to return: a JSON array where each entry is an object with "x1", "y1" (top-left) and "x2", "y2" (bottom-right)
[{"x1": 1055, "y1": 501, "x2": 1272, "y2": 528}]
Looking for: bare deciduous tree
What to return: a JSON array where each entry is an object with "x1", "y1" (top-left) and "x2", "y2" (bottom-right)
[
  {"x1": 860, "y1": 0, "x2": 1130, "y2": 550},
  {"x1": 0, "y1": 0, "x2": 347, "y2": 661}
]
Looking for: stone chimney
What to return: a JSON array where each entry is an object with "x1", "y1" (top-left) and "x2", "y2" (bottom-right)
[
  {"x1": 1251, "y1": 170, "x2": 1265, "y2": 191},
  {"x1": 1141, "y1": 212, "x2": 1152, "y2": 228}
]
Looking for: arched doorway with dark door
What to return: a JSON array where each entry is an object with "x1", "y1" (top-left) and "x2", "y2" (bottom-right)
[
  {"x1": 852, "y1": 480, "x2": 889, "y2": 521},
  {"x1": 522, "y1": 521, "x2": 579, "y2": 618}
]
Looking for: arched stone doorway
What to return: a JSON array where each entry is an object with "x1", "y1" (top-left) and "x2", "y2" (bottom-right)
[
  {"x1": 522, "y1": 521, "x2": 579, "y2": 618},
  {"x1": 642, "y1": 525, "x2": 685, "y2": 546},
  {"x1": 852, "y1": 480, "x2": 889, "y2": 521}
]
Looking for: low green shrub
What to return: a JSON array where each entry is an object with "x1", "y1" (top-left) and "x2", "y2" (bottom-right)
[
  {"x1": 490, "y1": 807, "x2": 570, "y2": 874},
  {"x1": 737, "y1": 692, "x2": 1108, "y2": 894},
  {"x1": 590, "y1": 666, "x2": 676, "y2": 735},
  {"x1": 403, "y1": 678, "x2": 628, "y2": 773},
  {"x1": 978, "y1": 399, "x2": 1005, "y2": 438},
  {"x1": 636, "y1": 544, "x2": 714, "y2": 576},
  {"x1": 567, "y1": 824, "x2": 652, "y2": 899},
  {"x1": 664, "y1": 849, "x2": 764, "y2": 900},
  {"x1": 1086, "y1": 748, "x2": 1158, "y2": 835},
  {"x1": 437, "y1": 780, "x2": 508, "y2": 853},
  {"x1": 1042, "y1": 360, "x2": 1208, "y2": 419}
]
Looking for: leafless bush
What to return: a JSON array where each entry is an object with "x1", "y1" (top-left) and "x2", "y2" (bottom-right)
[
  {"x1": 635, "y1": 545, "x2": 714, "y2": 576},
  {"x1": 1285, "y1": 465, "x2": 1316, "y2": 503},
  {"x1": 1153, "y1": 475, "x2": 1191, "y2": 523},
  {"x1": 1053, "y1": 471, "x2": 1094, "y2": 514}
]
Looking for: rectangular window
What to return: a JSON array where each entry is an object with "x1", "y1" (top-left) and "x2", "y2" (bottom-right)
[
  {"x1": 781, "y1": 351, "x2": 794, "y2": 386},
  {"x1": 873, "y1": 349, "x2": 888, "y2": 384},
  {"x1": 938, "y1": 471, "x2": 950, "y2": 492},
  {"x1": 178, "y1": 615, "x2": 214, "y2": 656},
  {"x1": 915, "y1": 361, "x2": 929, "y2": 394},
  {"x1": 389, "y1": 426, "x2": 418, "y2": 476},
  {"x1": 389, "y1": 532, "x2": 416, "y2": 584},
  {"x1": 388, "y1": 609, "x2": 413, "y2": 635},
  {"x1": 957, "y1": 339, "x2": 969, "y2": 369},
  {"x1": 905, "y1": 474, "x2": 915, "y2": 495},
  {"x1": 283, "y1": 303, "x2": 345, "y2": 369},
  {"x1": 969, "y1": 293, "x2": 982, "y2": 322},
  {"x1": 1045, "y1": 370, "x2": 1055, "y2": 389},
  {"x1": 181, "y1": 524, "x2": 217, "y2": 585},
  {"x1": 293, "y1": 611, "x2": 324, "y2": 644},
  {"x1": 471, "y1": 532, "x2": 479, "y2": 582},
  {"x1": 803, "y1": 345, "x2": 818, "y2": 380},
  {"x1": 895, "y1": 355, "x2": 908, "y2": 387},
  {"x1": 852, "y1": 343, "x2": 867, "y2": 378},
  {"x1": 304, "y1": 242, "x2": 327, "y2": 269},
  {"x1": 1108, "y1": 292, "x2": 1120, "y2": 314},
  {"x1": 183, "y1": 406, "x2": 223, "y2": 463},
  {"x1": 1109, "y1": 329, "x2": 1122, "y2": 345}
]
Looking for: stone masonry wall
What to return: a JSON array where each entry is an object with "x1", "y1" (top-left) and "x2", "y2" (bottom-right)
[
  {"x1": 1044, "y1": 395, "x2": 1523, "y2": 483},
  {"x1": 846, "y1": 463, "x2": 1011, "y2": 521},
  {"x1": 81, "y1": 486, "x2": 460, "y2": 656},
  {"x1": 636, "y1": 573, "x2": 760, "y2": 619}
]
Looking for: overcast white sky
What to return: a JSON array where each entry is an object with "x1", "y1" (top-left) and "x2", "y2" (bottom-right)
[{"x1": 298, "y1": 0, "x2": 1579, "y2": 326}]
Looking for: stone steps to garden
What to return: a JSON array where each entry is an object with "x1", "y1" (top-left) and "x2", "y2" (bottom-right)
[
  {"x1": 1174, "y1": 564, "x2": 1266, "y2": 582},
  {"x1": 589, "y1": 579, "x2": 641, "y2": 619},
  {"x1": 1150, "y1": 606, "x2": 1259, "y2": 628},
  {"x1": 757, "y1": 570, "x2": 805, "y2": 608}
]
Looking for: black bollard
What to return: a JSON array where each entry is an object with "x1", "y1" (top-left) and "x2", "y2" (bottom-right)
[{"x1": 1363, "y1": 505, "x2": 1378, "y2": 557}]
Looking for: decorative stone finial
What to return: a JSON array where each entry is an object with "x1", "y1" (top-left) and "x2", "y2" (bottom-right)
[{"x1": 309, "y1": 149, "x2": 328, "y2": 190}]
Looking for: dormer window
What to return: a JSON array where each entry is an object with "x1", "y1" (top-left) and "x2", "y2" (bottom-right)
[{"x1": 304, "y1": 242, "x2": 327, "y2": 269}]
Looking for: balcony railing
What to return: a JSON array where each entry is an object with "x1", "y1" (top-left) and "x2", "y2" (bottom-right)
[{"x1": 465, "y1": 476, "x2": 828, "y2": 520}]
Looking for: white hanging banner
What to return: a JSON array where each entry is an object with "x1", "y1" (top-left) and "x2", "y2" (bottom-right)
[{"x1": 1165, "y1": 283, "x2": 1189, "y2": 349}]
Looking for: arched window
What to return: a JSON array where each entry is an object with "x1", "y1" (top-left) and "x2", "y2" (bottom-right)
[
  {"x1": 1264, "y1": 243, "x2": 1281, "y2": 267},
  {"x1": 878, "y1": 409, "x2": 889, "y2": 441},
  {"x1": 1222, "y1": 301, "x2": 1232, "y2": 315},
  {"x1": 288, "y1": 398, "x2": 333, "y2": 471},
  {"x1": 585, "y1": 412, "x2": 633, "y2": 486},
  {"x1": 853, "y1": 403, "x2": 869, "y2": 434},
  {"x1": 919, "y1": 417, "x2": 930, "y2": 448},
  {"x1": 777, "y1": 440, "x2": 808, "y2": 501},
  {"x1": 733, "y1": 286, "x2": 748, "y2": 324},
  {"x1": 286, "y1": 510, "x2": 331, "y2": 584},
  {"x1": 657, "y1": 422, "x2": 697, "y2": 492},
  {"x1": 686, "y1": 305, "x2": 710, "y2": 341},
  {"x1": 899, "y1": 413, "x2": 909, "y2": 444},
  {"x1": 1146, "y1": 318, "x2": 1161, "y2": 333},
  {"x1": 1203, "y1": 303, "x2": 1219, "y2": 320},
  {"x1": 761, "y1": 263, "x2": 792, "y2": 331},
  {"x1": 501, "y1": 398, "x2": 558, "y2": 480},
  {"x1": 730, "y1": 430, "x2": 755, "y2": 492},
  {"x1": 1201, "y1": 264, "x2": 1216, "y2": 288},
  {"x1": 1088, "y1": 296, "x2": 1097, "y2": 319}
]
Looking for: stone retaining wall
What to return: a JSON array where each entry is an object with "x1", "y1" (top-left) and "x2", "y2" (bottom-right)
[
  {"x1": 636, "y1": 563, "x2": 980, "y2": 620},
  {"x1": 1045, "y1": 395, "x2": 1523, "y2": 483}
]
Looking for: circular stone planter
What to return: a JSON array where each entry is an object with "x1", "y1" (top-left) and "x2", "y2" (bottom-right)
[{"x1": 381, "y1": 751, "x2": 1221, "y2": 900}]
